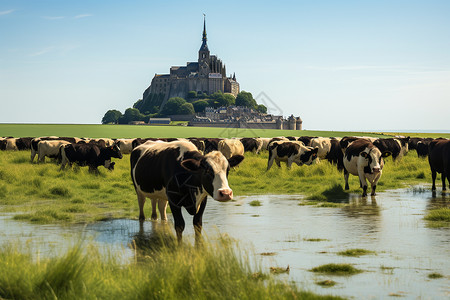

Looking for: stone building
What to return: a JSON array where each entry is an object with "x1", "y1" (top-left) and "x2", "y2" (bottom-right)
[{"x1": 142, "y1": 17, "x2": 240, "y2": 111}]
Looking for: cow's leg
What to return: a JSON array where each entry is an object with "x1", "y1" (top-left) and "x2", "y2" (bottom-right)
[
  {"x1": 150, "y1": 198, "x2": 158, "y2": 220},
  {"x1": 431, "y1": 170, "x2": 437, "y2": 191},
  {"x1": 31, "y1": 150, "x2": 36, "y2": 163},
  {"x1": 137, "y1": 193, "x2": 146, "y2": 221},
  {"x1": 358, "y1": 172, "x2": 368, "y2": 196},
  {"x1": 286, "y1": 157, "x2": 293, "y2": 169},
  {"x1": 275, "y1": 159, "x2": 281, "y2": 168},
  {"x1": 344, "y1": 169, "x2": 350, "y2": 190},
  {"x1": 267, "y1": 156, "x2": 275, "y2": 170},
  {"x1": 193, "y1": 196, "x2": 207, "y2": 246},
  {"x1": 371, "y1": 184, "x2": 377, "y2": 196},
  {"x1": 169, "y1": 204, "x2": 185, "y2": 243},
  {"x1": 158, "y1": 198, "x2": 168, "y2": 221},
  {"x1": 442, "y1": 172, "x2": 447, "y2": 191}
]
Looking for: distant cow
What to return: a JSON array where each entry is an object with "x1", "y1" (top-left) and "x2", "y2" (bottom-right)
[
  {"x1": 115, "y1": 138, "x2": 135, "y2": 154},
  {"x1": 203, "y1": 138, "x2": 222, "y2": 154},
  {"x1": 37, "y1": 140, "x2": 71, "y2": 163},
  {"x1": 267, "y1": 141, "x2": 318, "y2": 170},
  {"x1": 187, "y1": 138, "x2": 206, "y2": 153},
  {"x1": 31, "y1": 137, "x2": 77, "y2": 162},
  {"x1": 240, "y1": 138, "x2": 263, "y2": 154},
  {"x1": 130, "y1": 140, "x2": 244, "y2": 242},
  {"x1": 428, "y1": 139, "x2": 450, "y2": 191},
  {"x1": 258, "y1": 138, "x2": 273, "y2": 151},
  {"x1": 218, "y1": 139, "x2": 245, "y2": 159},
  {"x1": 416, "y1": 138, "x2": 434, "y2": 158},
  {"x1": 0, "y1": 138, "x2": 18, "y2": 151},
  {"x1": 373, "y1": 138, "x2": 408, "y2": 161},
  {"x1": 343, "y1": 139, "x2": 391, "y2": 196},
  {"x1": 298, "y1": 136, "x2": 316, "y2": 147},
  {"x1": 60, "y1": 143, "x2": 123, "y2": 172}
]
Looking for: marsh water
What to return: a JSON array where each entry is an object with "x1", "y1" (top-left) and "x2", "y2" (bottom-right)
[{"x1": 1, "y1": 187, "x2": 449, "y2": 299}]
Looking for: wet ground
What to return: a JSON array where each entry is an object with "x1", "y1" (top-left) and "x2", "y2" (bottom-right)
[{"x1": 1, "y1": 187, "x2": 449, "y2": 299}]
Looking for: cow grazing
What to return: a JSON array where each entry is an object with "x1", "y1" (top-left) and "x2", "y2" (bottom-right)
[
  {"x1": 258, "y1": 138, "x2": 273, "y2": 151},
  {"x1": 416, "y1": 138, "x2": 434, "y2": 158},
  {"x1": 115, "y1": 138, "x2": 135, "y2": 154},
  {"x1": 267, "y1": 141, "x2": 318, "y2": 170},
  {"x1": 202, "y1": 138, "x2": 221, "y2": 154},
  {"x1": 240, "y1": 137, "x2": 263, "y2": 154},
  {"x1": 37, "y1": 140, "x2": 71, "y2": 163},
  {"x1": 218, "y1": 139, "x2": 245, "y2": 159},
  {"x1": 427, "y1": 139, "x2": 450, "y2": 191},
  {"x1": 130, "y1": 140, "x2": 244, "y2": 242},
  {"x1": 0, "y1": 138, "x2": 18, "y2": 151},
  {"x1": 60, "y1": 143, "x2": 123, "y2": 172},
  {"x1": 298, "y1": 136, "x2": 316, "y2": 147},
  {"x1": 343, "y1": 139, "x2": 391, "y2": 196},
  {"x1": 30, "y1": 137, "x2": 77, "y2": 162},
  {"x1": 373, "y1": 138, "x2": 407, "y2": 161}
]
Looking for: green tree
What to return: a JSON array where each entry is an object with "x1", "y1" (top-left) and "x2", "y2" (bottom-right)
[
  {"x1": 161, "y1": 97, "x2": 187, "y2": 116},
  {"x1": 256, "y1": 104, "x2": 267, "y2": 114},
  {"x1": 235, "y1": 91, "x2": 257, "y2": 108},
  {"x1": 192, "y1": 100, "x2": 209, "y2": 113},
  {"x1": 179, "y1": 103, "x2": 195, "y2": 115},
  {"x1": 102, "y1": 110, "x2": 122, "y2": 124},
  {"x1": 118, "y1": 108, "x2": 144, "y2": 124},
  {"x1": 211, "y1": 91, "x2": 235, "y2": 107},
  {"x1": 187, "y1": 91, "x2": 197, "y2": 100}
]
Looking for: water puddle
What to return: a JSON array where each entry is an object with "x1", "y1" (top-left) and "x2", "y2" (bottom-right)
[{"x1": 1, "y1": 187, "x2": 449, "y2": 299}]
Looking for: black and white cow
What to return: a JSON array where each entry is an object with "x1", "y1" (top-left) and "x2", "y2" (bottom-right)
[
  {"x1": 428, "y1": 138, "x2": 450, "y2": 191},
  {"x1": 415, "y1": 138, "x2": 434, "y2": 158},
  {"x1": 60, "y1": 143, "x2": 123, "y2": 172},
  {"x1": 267, "y1": 141, "x2": 318, "y2": 170},
  {"x1": 343, "y1": 139, "x2": 391, "y2": 196},
  {"x1": 373, "y1": 138, "x2": 408, "y2": 161},
  {"x1": 240, "y1": 137, "x2": 263, "y2": 154},
  {"x1": 130, "y1": 140, "x2": 244, "y2": 242},
  {"x1": 310, "y1": 137, "x2": 344, "y2": 170}
]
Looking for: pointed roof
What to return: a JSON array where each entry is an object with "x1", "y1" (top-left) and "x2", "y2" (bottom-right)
[{"x1": 199, "y1": 14, "x2": 209, "y2": 52}]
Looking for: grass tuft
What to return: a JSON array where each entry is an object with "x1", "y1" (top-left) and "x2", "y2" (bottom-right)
[
  {"x1": 249, "y1": 200, "x2": 262, "y2": 206},
  {"x1": 316, "y1": 280, "x2": 337, "y2": 287},
  {"x1": 337, "y1": 248, "x2": 375, "y2": 257},
  {"x1": 428, "y1": 272, "x2": 443, "y2": 279},
  {"x1": 424, "y1": 208, "x2": 450, "y2": 228},
  {"x1": 50, "y1": 186, "x2": 71, "y2": 197},
  {"x1": 310, "y1": 263, "x2": 363, "y2": 275}
]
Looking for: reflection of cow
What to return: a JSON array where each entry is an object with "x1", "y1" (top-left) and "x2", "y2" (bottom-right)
[
  {"x1": 130, "y1": 140, "x2": 244, "y2": 242},
  {"x1": 267, "y1": 141, "x2": 318, "y2": 170},
  {"x1": 343, "y1": 139, "x2": 391, "y2": 196},
  {"x1": 428, "y1": 139, "x2": 450, "y2": 191}
]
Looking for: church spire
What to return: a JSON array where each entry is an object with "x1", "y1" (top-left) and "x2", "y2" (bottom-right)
[{"x1": 199, "y1": 14, "x2": 209, "y2": 52}]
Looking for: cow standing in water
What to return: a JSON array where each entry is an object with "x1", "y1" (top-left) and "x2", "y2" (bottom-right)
[
  {"x1": 343, "y1": 139, "x2": 391, "y2": 196},
  {"x1": 130, "y1": 140, "x2": 244, "y2": 242},
  {"x1": 428, "y1": 139, "x2": 450, "y2": 191}
]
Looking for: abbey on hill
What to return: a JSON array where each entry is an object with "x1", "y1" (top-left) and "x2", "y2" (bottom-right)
[{"x1": 142, "y1": 17, "x2": 240, "y2": 111}]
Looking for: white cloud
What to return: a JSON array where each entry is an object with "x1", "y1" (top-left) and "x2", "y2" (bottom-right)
[
  {"x1": 73, "y1": 14, "x2": 92, "y2": 19},
  {"x1": 0, "y1": 9, "x2": 14, "y2": 16}
]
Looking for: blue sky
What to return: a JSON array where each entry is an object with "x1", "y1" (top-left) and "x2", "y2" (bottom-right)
[{"x1": 1, "y1": 0, "x2": 449, "y2": 131}]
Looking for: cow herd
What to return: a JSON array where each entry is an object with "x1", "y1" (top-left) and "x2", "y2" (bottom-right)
[{"x1": 1, "y1": 135, "x2": 449, "y2": 242}]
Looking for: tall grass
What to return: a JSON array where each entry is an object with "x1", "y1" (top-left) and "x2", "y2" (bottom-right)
[{"x1": 0, "y1": 237, "x2": 344, "y2": 300}]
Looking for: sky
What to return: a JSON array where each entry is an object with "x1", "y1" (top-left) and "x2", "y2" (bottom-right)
[{"x1": 1, "y1": 0, "x2": 449, "y2": 132}]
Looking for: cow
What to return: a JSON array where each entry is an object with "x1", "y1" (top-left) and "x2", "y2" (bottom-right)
[
  {"x1": 0, "y1": 138, "x2": 18, "y2": 151},
  {"x1": 218, "y1": 139, "x2": 245, "y2": 159},
  {"x1": 309, "y1": 137, "x2": 344, "y2": 170},
  {"x1": 258, "y1": 138, "x2": 273, "y2": 151},
  {"x1": 298, "y1": 136, "x2": 316, "y2": 147},
  {"x1": 115, "y1": 138, "x2": 135, "y2": 154},
  {"x1": 60, "y1": 143, "x2": 123, "y2": 172},
  {"x1": 373, "y1": 138, "x2": 408, "y2": 161},
  {"x1": 240, "y1": 137, "x2": 263, "y2": 154},
  {"x1": 416, "y1": 138, "x2": 434, "y2": 158},
  {"x1": 37, "y1": 140, "x2": 71, "y2": 163},
  {"x1": 408, "y1": 137, "x2": 423, "y2": 151},
  {"x1": 187, "y1": 138, "x2": 206, "y2": 153},
  {"x1": 202, "y1": 138, "x2": 222, "y2": 154},
  {"x1": 267, "y1": 141, "x2": 318, "y2": 170},
  {"x1": 130, "y1": 140, "x2": 244, "y2": 242},
  {"x1": 428, "y1": 139, "x2": 450, "y2": 191},
  {"x1": 343, "y1": 139, "x2": 391, "y2": 196},
  {"x1": 30, "y1": 137, "x2": 77, "y2": 162}
]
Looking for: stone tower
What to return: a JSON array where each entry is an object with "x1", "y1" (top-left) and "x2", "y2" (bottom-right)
[{"x1": 198, "y1": 15, "x2": 210, "y2": 77}]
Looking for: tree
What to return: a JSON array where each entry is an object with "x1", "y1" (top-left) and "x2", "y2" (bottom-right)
[
  {"x1": 179, "y1": 103, "x2": 195, "y2": 115},
  {"x1": 102, "y1": 110, "x2": 122, "y2": 124},
  {"x1": 211, "y1": 91, "x2": 235, "y2": 107},
  {"x1": 118, "y1": 108, "x2": 144, "y2": 124},
  {"x1": 256, "y1": 104, "x2": 267, "y2": 114},
  {"x1": 187, "y1": 91, "x2": 197, "y2": 100},
  {"x1": 235, "y1": 91, "x2": 257, "y2": 108},
  {"x1": 192, "y1": 100, "x2": 209, "y2": 112},
  {"x1": 161, "y1": 97, "x2": 187, "y2": 116}
]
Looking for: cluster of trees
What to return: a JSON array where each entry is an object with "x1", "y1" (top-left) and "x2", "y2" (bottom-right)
[{"x1": 101, "y1": 91, "x2": 267, "y2": 124}]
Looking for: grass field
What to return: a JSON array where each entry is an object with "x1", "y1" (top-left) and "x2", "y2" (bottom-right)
[{"x1": 3, "y1": 123, "x2": 449, "y2": 139}]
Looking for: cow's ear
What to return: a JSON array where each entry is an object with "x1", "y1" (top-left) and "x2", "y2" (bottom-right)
[
  {"x1": 181, "y1": 159, "x2": 202, "y2": 172},
  {"x1": 228, "y1": 155, "x2": 244, "y2": 167},
  {"x1": 313, "y1": 147, "x2": 319, "y2": 154},
  {"x1": 360, "y1": 152, "x2": 368, "y2": 158},
  {"x1": 381, "y1": 151, "x2": 391, "y2": 158}
]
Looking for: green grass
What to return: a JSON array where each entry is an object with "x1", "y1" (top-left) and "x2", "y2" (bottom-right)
[
  {"x1": 249, "y1": 200, "x2": 262, "y2": 206},
  {"x1": 316, "y1": 280, "x2": 337, "y2": 287},
  {"x1": 337, "y1": 248, "x2": 376, "y2": 257},
  {"x1": 0, "y1": 238, "x2": 344, "y2": 300},
  {"x1": 424, "y1": 208, "x2": 450, "y2": 228},
  {"x1": 310, "y1": 264, "x2": 363, "y2": 276},
  {"x1": 428, "y1": 272, "x2": 444, "y2": 279}
]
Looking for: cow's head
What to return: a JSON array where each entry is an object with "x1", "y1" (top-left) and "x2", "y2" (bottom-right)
[
  {"x1": 298, "y1": 147, "x2": 319, "y2": 165},
  {"x1": 107, "y1": 144, "x2": 123, "y2": 159},
  {"x1": 181, "y1": 151, "x2": 244, "y2": 202},
  {"x1": 360, "y1": 147, "x2": 391, "y2": 174}
]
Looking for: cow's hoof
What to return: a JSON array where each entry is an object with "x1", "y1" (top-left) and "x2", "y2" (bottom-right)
[{"x1": 371, "y1": 192, "x2": 376, "y2": 196}]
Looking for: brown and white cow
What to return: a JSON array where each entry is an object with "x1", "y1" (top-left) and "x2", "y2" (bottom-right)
[
  {"x1": 37, "y1": 140, "x2": 71, "y2": 163},
  {"x1": 267, "y1": 141, "x2": 318, "y2": 170},
  {"x1": 218, "y1": 139, "x2": 244, "y2": 159},
  {"x1": 130, "y1": 140, "x2": 244, "y2": 242},
  {"x1": 343, "y1": 139, "x2": 391, "y2": 196},
  {"x1": 115, "y1": 138, "x2": 134, "y2": 154},
  {"x1": 428, "y1": 138, "x2": 450, "y2": 191},
  {"x1": 310, "y1": 137, "x2": 344, "y2": 170}
]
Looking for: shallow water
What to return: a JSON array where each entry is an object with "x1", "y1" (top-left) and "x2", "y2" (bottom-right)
[{"x1": 1, "y1": 187, "x2": 449, "y2": 299}]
